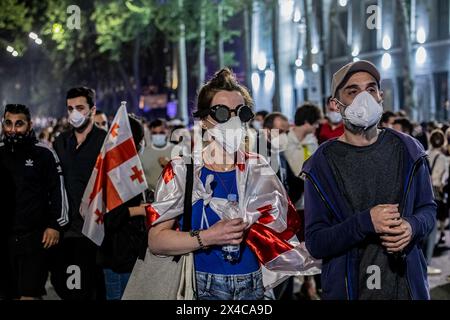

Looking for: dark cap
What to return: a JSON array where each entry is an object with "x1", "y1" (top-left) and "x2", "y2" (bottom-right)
[{"x1": 331, "y1": 60, "x2": 381, "y2": 99}]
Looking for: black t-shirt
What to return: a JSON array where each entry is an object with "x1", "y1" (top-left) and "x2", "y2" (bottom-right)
[
  {"x1": 54, "y1": 126, "x2": 107, "y2": 238},
  {"x1": 324, "y1": 129, "x2": 411, "y2": 300}
]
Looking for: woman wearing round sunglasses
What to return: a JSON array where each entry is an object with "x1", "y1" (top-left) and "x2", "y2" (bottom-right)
[{"x1": 145, "y1": 68, "x2": 320, "y2": 300}]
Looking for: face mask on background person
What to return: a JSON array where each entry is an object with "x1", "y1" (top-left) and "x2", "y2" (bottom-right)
[
  {"x1": 252, "y1": 120, "x2": 262, "y2": 131},
  {"x1": 327, "y1": 111, "x2": 343, "y2": 124},
  {"x1": 270, "y1": 132, "x2": 288, "y2": 152},
  {"x1": 68, "y1": 109, "x2": 90, "y2": 129},
  {"x1": 207, "y1": 116, "x2": 244, "y2": 154},
  {"x1": 338, "y1": 91, "x2": 383, "y2": 129},
  {"x1": 152, "y1": 134, "x2": 167, "y2": 148}
]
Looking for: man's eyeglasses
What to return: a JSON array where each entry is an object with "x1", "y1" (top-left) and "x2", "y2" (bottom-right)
[{"x1": 194, "y1": 104, "x2": 254, "y2": 124}]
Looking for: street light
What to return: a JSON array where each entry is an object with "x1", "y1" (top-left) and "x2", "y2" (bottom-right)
[
  {"x1": 295, "y1": 68, "x2": 305, "y2": 86},
  {"x1": 12, "y1": 51, "x2": 18, "y2": 57},
  {"x1": 295, "y1": 58, "x2": 303, "y2": 67},
  {"x1": 6, "y1": 46, "x2": 14, "y2": 53},
  {"x1": 352, "y1": 46, "x2": 360, "y2": 57},
  {"x1": 264, "y1": 69, "x2": 275, "y2": 91},
  {"x1": 293, "y1": 8, "x2": 301, "y2": 23},
  {"x1": 312, "y1": 63, "x2": 319, "y2": 73},
  {"x1": 339, "y1": 0, "x2": 348, "y2": 7},
  {"x1": 416, "y1": 46, "x2": 427, "y2": 65},
  {"x1": 29, "y1": 32, "x2": 38, "y2": 40},
  {"x1": 417, "y1": 27, "x2": 426, "y2": 44},
  {"x1": 252, "y1": 72, "x2": 260, "y2": 92},
  {"x1": 382, "y1": 35, "x2": 392, "y2": 51},
  {"x1": 382, "y1": 53, "x2": 392, "y2": 70},
  {"x1": 257, "y1": 52, "x2": 267, "y2": 71},
  {"x1": 35, "y1": 38, "x2": 43, "y2": 45}
]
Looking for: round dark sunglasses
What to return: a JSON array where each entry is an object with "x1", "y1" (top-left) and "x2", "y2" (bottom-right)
[{"x1": 194, "y1": 104, "x2": 254, "y2": 124}]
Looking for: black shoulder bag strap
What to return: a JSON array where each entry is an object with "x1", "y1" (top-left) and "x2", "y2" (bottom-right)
[
  {"x1": 173, "y1": 158, "x2": 194, "y2": 262},
  {"x1": 182, "y1": 159, "x2": 194, "y2": 232},
  {"x1": 431, "y1": 154, "x2": 441, "y2": 174}
]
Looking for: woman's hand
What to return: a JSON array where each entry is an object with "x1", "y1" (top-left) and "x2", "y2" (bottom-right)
[{"x1": 201, "y1": 218, "x2": 248, "y2": 246}]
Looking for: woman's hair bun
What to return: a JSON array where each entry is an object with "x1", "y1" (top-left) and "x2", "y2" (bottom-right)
[{"x1": 209, "y1": 67, "x2": 236, "y2": 88}]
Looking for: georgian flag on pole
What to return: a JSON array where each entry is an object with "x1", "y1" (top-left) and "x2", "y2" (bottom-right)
[{"x1": 81, "y1": 102, "x2": 148, "y2": 245}]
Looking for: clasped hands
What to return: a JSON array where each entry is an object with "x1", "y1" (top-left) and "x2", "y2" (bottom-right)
[{"x1": 370, "y1": 204, "x2": 412, "y2": 253}]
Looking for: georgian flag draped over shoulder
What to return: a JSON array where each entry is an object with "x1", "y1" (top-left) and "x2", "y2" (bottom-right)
[{"x1": 81, "y1": 102, "x2": 148, "y2": 246}]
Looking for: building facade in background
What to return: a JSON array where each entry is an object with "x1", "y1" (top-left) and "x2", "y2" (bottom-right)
[{"x1": 251, "y1": 0, "x2": 450, "y2": 122}]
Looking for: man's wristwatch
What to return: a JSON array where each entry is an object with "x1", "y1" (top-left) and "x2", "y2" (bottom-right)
[{"x1": 189, "y1": 230, "x2": 207, "y2": 249}]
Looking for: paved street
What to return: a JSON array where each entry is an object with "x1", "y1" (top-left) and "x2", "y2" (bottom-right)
[
  {"x1": 429, "y1": 229, "x2": 450, "y2": 300},
  {"x1": 43, "y1": 230, "x2": 450, "y2": 300}
]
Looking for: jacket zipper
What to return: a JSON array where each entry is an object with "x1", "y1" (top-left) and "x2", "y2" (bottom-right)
[
  {"x1": 400, "y1": 157, "x2": 424, "y2": 218},
  {"x1": 302, "y1": 172, "x2": 351, "y2": 300},
  {"x1": 397, "y1": 156, "x2": 424, "y2": 299}
]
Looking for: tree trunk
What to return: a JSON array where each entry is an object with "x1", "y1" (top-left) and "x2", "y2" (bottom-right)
[
  {"x1": 198, "y1": 0, "x2": 206, "y2": 89},
  {"x1": 217, "y1": 2, "x2": 225, "y2": 68},
  {"x1": 132, "y1": 35, "x2": 141, "y2": 113},
  {"x1": 271, "y1": 1, "x2": 281, "y2": 111},
  {"x1": 243, "y1": 1, "x2": 253, "y2": 89},
  {"x1": 116, "y1": 62, "x2": 138, "y2": 110},
  {"x1": 304, "y1": 0, "x2": 314, "y2": 67},
  {"x1": 178, "y1": 0, "x2": 188, "y2": 125},
  {"x1": 397, "y1": 0, "x2": 416, "y2": 118},
  {"x1": 330, "y1": 11, "x2": 351, "y2": 58}
]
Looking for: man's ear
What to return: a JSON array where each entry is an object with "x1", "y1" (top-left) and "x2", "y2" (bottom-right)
[
  {"x1": 91, "y1": 106, "x2": 97, "y2": 116},
  {"x1": 379, "y1": 90, "x2": 384, "y2": 102},
  {"x1": 329, "y1": 99, "x2": 340, "y2": 112}
]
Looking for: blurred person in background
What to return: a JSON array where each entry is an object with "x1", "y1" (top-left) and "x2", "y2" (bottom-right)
[
  {"x1": 94, "y1": 110, "x2": 109, "y2": 132},
  {"x1": 284, "y1": 103, "x2": 322, "y2": 177},
  {"x1": 425, "y1": 130, "x2": 448, "y2": 276},
  {"x1": 393, "y1": 117, "x2": 414, "y2": 136},
  {"x1": 252, "y1": 110, "x2": 269, "y2": 131},
  {"x1": 379, "y1": 111, "x2": 396, "y2": 129},
  {"x1": 140, "y1": 119, "x2": 174, "y2": 194},
  {"x1": 317, "y1": 96, "x2": 344, "y2": 145}
]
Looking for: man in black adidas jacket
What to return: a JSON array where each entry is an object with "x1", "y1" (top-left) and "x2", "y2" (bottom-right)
[{"x1": 0, "y1": 104, "x2": 69, "y2": 299}]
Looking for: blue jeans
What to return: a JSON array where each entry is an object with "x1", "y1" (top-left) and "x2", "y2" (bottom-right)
[
  {"x1": 423, "y1": 222, "x2": 438, "y2": 264},
  {"x1": 196, "y1": 269, "x2": 264, "y2": 300},
  {"x1": 103, "y1": 269, "x2": 131, "y2": 300}
]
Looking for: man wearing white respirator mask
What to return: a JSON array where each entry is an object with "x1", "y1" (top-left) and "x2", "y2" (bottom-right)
[
  {"x1": 302, "y1": 60, "x2": 436, "y2": 300},
  {"x1": 51, "y1": 87, "x2": 107, "y2": 300}
]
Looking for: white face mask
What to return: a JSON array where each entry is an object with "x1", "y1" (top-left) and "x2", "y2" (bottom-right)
[
  {"x1": 152, "y1": 134, "x2": 167, "y2": 148},
  {"x1": 327, "y1": 111, "x2": 343, "y2": 124},
  {"x1": 68, "y1": 109, "x2": 89, "y2": 129},
  {"x1": 340, "y1": 91, "x2": 383, "y2": 129},
  {"x1": 271, "y1": 132, "x2": 288, "y2": 152},
  {"x1": 252, "y1": 120, "x2": 262, "y2": 131},
  {"x1": 207, "y1": 116, "x2": 244, "y2": 154}
]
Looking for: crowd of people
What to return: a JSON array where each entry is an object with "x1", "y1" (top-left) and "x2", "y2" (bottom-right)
[{"x1": 0, "y1": 60, "x2": 447, "y2": 301}]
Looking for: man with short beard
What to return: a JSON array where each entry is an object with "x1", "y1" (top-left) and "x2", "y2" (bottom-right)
[
  {"x1": 51, "y1": 87, "x2": 107, "y2": 300},
  {"x1": 302, "y1": 60, "x2": 436, "y2": 300},
  {"x1": 0, "y1": 104, "x2": 68, "y2": 300}
]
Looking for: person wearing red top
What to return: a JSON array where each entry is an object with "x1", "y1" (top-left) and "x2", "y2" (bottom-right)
[{"x1": 318, "y1": 96, "x2": 344, "y2": 145}]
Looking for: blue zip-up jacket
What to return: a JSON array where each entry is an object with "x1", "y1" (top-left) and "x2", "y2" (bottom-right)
[{"x1": 301, "y1": 129, "x2": 436, "y2": 300}]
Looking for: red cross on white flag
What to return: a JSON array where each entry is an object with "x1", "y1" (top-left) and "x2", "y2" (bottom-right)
[{"x1": 81, "y1": 102, "x2": 148, "y2": 246}]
